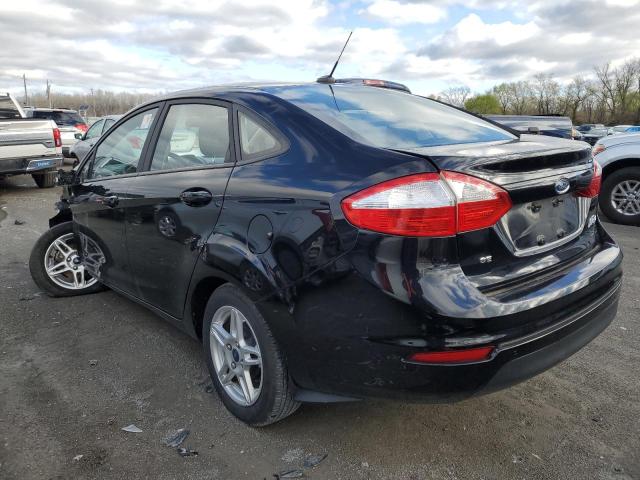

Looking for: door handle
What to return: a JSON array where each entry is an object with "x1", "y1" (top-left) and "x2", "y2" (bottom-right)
[
  {"x1": 98, "y1": 195, "x2": 119, "y2": 208},
  {"x1": 180, "y1": 188, "x2": 213, "y2": 207}
]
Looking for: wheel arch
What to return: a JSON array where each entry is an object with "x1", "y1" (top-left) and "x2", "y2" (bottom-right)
[{"x1": 601, "y1": 157, "x2": 640, "y2": 180}]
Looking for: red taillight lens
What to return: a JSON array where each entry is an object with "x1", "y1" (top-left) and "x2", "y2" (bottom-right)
[
  {"x1": 576, "y1": 161, "x2": 602, "y2": 198},
  {"x1": 75, "y1": 123, "x2": 88, "y2": 132},
  {"x1": 441, "y1": 171, "x2": 512, "y2": 233},
  {"x1": 408, "y1": 346, "x2": 494, "y2": 364},
  {"x1": 53, "y1": 128, "x2": 62, "y2": 147},
  {"x1": 341, "y1": 172, "x2": 512, "y2": 237}
]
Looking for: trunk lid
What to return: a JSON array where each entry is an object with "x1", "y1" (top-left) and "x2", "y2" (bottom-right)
[{"x1": 401, "y1": 134, "x2": 597, "y2": 288}]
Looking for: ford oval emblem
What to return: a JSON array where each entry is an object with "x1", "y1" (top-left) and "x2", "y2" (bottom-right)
[{"x1": 554, "y1": 178, "x2": 571, "y2": 195}]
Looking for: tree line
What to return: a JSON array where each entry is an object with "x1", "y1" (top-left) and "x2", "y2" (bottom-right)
[
  {"x1": 24, "y1": 89, "x2": 156, "y2": 118},
  {"x1": 437, "y1": 58, "x2": 640, "y2": 125}
]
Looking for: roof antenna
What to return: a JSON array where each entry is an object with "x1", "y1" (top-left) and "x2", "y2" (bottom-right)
[{"x1": 317, "y1": 31, "x2": 353, "y2": 84}]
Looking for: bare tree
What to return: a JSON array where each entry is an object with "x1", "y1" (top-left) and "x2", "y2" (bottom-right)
[
  {"x1": 438, "y1": 86, "x2": 471, "y2": 107},
  {"x1": 491, "y1": 83, "x2": 511, "y2": 114}
]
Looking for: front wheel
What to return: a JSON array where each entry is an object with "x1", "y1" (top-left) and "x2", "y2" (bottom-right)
[
  {"x1": 29, "y1": 222, "x2": 105, "y2": 297},
  {"x1": 203, "y1": 284, "x2": 300, "y2": 426},
  {"x1": 600, "y1": 167, "x2": 640, "y2": 225}
]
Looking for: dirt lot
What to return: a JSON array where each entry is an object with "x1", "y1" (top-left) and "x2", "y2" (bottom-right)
[{"x1": 0, "y1": 174, "x2": 639, "y2": 480}]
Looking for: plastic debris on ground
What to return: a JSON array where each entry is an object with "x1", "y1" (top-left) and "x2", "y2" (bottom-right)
[
  {"x1": 274, "y1": 469, "x2": 305, "y2": 479},
  {"x1": 177, "y1": 447, "x2": 198, "y2": 457},
  {"x1": 121, "y1": 424, "x2": 143, "y2": 433},
  {"x1": 72, "y1": 455, "x2": 83, "y2": 462},
  {"x1": 303, "y1": 453, "x2": 327, "y2": 468},
  {"x1": 164, "y1": 428, "x2": 190, "y2": 448}
]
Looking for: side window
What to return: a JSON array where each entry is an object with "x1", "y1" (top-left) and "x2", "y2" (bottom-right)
[
  {"x1": 238, "y1": 111, "x2": 282, "y2": 160},
  {"x1": 102, "y1": 119, "x2": 115, "y2": 133},
  {"x1": 150, "y1": 104, "x2": 230, "y2": 171},
  {"x1": 86, "y1": 108, "x2": 157, "y2": 180},
  {"x1": 84, "y1": 120, "x2": 103, "y2": 140}
]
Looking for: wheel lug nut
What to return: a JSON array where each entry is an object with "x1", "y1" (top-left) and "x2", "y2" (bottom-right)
[
  {"x1": 231, "y1": 362, "x2": 236, "y2": 369},
  {"x1": 226, "y1": 344, "x2": 231, "y2": 350}
]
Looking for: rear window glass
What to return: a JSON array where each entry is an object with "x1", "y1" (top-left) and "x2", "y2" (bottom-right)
[
  {"x1": 32, "y1": 111, "x2": 85, "y2": 126},
  {"x1": 268, "y1": 85, "x2": 514, "y2": 149}
]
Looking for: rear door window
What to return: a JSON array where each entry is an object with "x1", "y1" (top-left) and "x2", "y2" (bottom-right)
[{"x1": 149, "y1": 103, "x2": 230, "y2": 171}]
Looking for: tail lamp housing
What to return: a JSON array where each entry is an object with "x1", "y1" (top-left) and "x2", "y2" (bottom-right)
[
  {"x1": 341, "y1": 171, "x2": 512, "y2": 237},
  {"x1": 575, "y1": 161, "x2": 602, "y2": 198},
  {"x1": 52, "y1": 127, "x2": 62, "y2": 148}
]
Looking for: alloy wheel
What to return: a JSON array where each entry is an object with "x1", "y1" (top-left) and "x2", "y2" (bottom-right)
[
  {"x1": 611, "y1": 180, "x2": 640, "y2": 216},
  {"x1": 43, "y1": 233, "x2": 98, "y2": 290},
  {"x1": 209, "y1": 306, "x2": 263, "y2": 406}
]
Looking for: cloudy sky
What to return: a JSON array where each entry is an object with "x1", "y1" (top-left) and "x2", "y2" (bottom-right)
[{"x1": 2, "y1": 0, "x2": 639, "y2": 97}]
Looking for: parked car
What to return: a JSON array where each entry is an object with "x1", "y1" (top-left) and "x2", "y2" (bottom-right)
[
  {"x1": 580, "y1": 127, "x2": 609, "y2": 145},
  {"x1": 29, "y1": 81, "x2": 622, "y2": 426},
  {"x1": 69, "y1": 115, "x2": 121, "y2": 161},
  {"x1": 485, "y1": 115, "x2": 573, "y2": 139},
  {"x1": 25, "y1": 108, "x2": 88, "y2": 158},
  {"x1": 608, "y1": 125, "x2": 633, "y2": 135},
  {"x1": 593, "y1": 132, "x2": 640, "y2": 224},
  {"x1": 577, "y1": 123, "x2": 605, "y2": 133},
  {"x1": 624, "y1": 126, "x2": 640, "y2": 133},
  {"x1": 0, "y1": 93, "x2": 63, "y2": 187}
]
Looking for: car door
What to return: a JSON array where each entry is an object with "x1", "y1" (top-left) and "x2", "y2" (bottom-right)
[
  {"x1": 69, "y1": 106, "x2": 161, "y2": 294},
  {"x1": 123, "y1": 100, "x2": 236, "y2": 318}
]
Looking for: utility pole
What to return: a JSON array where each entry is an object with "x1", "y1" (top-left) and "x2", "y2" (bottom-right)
[
  {"x1": 90, "y1": 88, "x2": 96, "y2": 117},
  {"x1": 22, "y1": 74, "x2": 28, "y2": 106},
  {"x1": 46, "y1": 79, "x2": 52, "y2": 108}
]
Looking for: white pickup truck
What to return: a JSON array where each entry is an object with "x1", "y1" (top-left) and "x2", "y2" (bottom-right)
[{"x1": 0, "y1": 93, "x2": 63, "y2": 188}]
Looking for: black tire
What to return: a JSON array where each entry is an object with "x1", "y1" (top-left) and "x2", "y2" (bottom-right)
[
  {"x1": 32, "y1": 170, "x2": 57, "y2": 188},
  {"x1": 600, "y1": 167, "x2": 640, "y2": 225},
  {"x1": 202, "y1": 283, "x2": 300, "y2": 426},
  {"x1": 29, "y1": 222, "x2": 105, "y2": 297}
]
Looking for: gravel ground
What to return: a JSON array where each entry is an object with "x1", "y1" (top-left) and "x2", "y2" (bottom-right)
[{"x1": 1, "y1": 174, "x2": 639, "y2": 480}]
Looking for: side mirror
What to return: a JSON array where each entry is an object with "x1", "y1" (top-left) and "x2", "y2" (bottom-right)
[
  {"x1": 527, "y1": 126, "x2": 540, "y2": 134},
  {"x1": 56, "y1": 169, "x2": 76, "y2": 186},
  {"x1": 74, "y1": 132, "x2": 84, "y2": 140}
]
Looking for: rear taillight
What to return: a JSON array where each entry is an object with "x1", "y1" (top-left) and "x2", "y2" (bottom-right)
[
  {"x1": 592, "y1": 144, "x2": 605, "y2": 156},
  {"x1": 53, "y1": 128, "x2": 62, "y2": 148},
  {"x1": 75, "y1": 123, "x2": 88, "y2": 132},
  {"x1": 576, "y1": 161, "x2": 602, "y2": 198},
  {"x1": 341, "y1": 172, "x2": 512, "y2": 237},
  {"x1": 408, "y1": 346, "x2": 494, "y2": 364}
]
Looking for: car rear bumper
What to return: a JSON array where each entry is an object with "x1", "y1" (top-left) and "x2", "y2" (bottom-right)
[
  {"x1": 0, "y1": 155, "x2": 63, "y2": 175},
  {"x1": 261, "y1": 223, "x2": 622, "y2": 403}
]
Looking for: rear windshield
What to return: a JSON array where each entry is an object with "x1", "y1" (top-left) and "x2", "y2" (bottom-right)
[
  {"x1": 32, "y1": 111, "x2": 85, "y2": 126},
  {"x1": 268, "y1": 85, "x2": 515, "y2": 149}
]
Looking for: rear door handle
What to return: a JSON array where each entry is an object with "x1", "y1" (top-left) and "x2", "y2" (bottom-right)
[
  {"x1": 180, "y1": 188, "x2": 213, "y2": 207},
  {"x1": 96, "y1": 195, "x2": 119, "y2": 208}
]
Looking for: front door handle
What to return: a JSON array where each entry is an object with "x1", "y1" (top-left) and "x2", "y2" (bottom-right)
[{"x1": 180, "y1": 188, "x2": 213, "y2": 207}]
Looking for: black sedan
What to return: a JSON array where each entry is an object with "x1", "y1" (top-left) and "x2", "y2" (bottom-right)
[{"x1": 29, "y1": 81, "x2": 622, "y2": 426}]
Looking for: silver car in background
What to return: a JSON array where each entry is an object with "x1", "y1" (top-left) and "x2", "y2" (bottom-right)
[
  {"x1": 593, "y1": 132, "x2": 640, "y2": 225},
  {"x1": 69, "y1": 114, "x2": 121, "y2": 161}
]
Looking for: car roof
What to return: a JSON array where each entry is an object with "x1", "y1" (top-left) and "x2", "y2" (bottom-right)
[{"x1": 145, "y1": 81, "x2": 411, "y2": 106}]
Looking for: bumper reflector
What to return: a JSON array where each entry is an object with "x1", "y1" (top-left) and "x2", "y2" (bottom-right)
[{"x1": 408, "y1": 346, "x2": 494, "y2": 364}]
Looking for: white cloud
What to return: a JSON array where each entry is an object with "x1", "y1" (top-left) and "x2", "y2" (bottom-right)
[{"x1": 362, "y1": 0, "x2": 447, "y2": 25}]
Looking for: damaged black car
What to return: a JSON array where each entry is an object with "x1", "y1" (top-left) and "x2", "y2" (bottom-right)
[{"x1": 29, "y1": 81, "x2": 622, "y2": 426}]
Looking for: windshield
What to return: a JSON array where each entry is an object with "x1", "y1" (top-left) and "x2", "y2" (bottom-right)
[
  {"x1": 32, "y1": 111, "x2": 85, "y2": 126},
  {"x1": 613, "y1": 126, "x2": 630, "y2": 132},
  {"x1": 268, "y1": 85, "x2": 515, "y2": 149}
]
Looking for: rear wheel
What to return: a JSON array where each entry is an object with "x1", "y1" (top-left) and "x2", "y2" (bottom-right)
[
  {"x1": 32, "y1": 171, "x2": 57, "y2": 188},
  {"x1": 29, "y1": 222, "x2": 104, "y2": 297},
  {"x1": 203, "y1": 284, "x2": 299, "y2": 426},
  {"x1": 600, "y1": 167, "x2": 640, "y2": 225}
]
